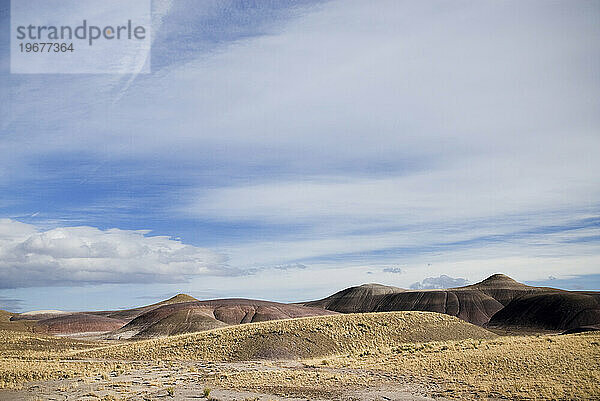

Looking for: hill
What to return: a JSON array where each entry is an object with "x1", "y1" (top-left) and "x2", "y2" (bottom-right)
[
  {"x1": 461, "y1": 273, "x2": 549, "y2": 305},
  {"x1": 372, "y1": 289, "x2": 504, "y2": 326},
  {"x1": 89, "y1": 293, "x2": 201, "y2": 321},
  {"x1": 0, "y1": 309, "x2": 40, "y2": 333},
  {"x1": 7, "y1": 294, "x2": 200, "y2": 335},
  {"x1": 0, "y1": 310, "x2": 12, "y2": 321},
  {"x1": 10, "y1": 310, "x2": 69, "y2": 321},
  {"x1": 36, "y1": 314, "x2": 127, "y2": 335},
  {"x1": 79, "y1": 311, "x2": 497, "y2": 361},
  {"x1": 9, "y1": 275, "x2": 599, "y2": 336},
  {"x1": 8, "y1": 294, "x2": 337, "y2": 338},
  {"x1": 303, "y1": 274, "x2": 600, "y2": 331},
  {"x1": 488, "y1": 291, "x2": 600, "y2": 331},
  {"x1": 303, "y1": 283, "x2": 404, "y2": 313},
  {"x1": 108, "y1": 298, "x2": 338, "y2": 339}
]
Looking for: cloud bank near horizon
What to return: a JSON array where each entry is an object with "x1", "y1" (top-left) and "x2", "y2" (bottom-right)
[{"x1": 0, "y1": 219, "x2": 232, "y2": 289}]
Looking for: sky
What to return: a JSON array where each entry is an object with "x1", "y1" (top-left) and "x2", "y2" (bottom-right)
[{"x1": 0, "y1": 0, "x2": 599, "y2": 312}]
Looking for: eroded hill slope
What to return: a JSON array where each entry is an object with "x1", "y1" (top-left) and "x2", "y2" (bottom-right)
[
  {"x1": 304, "y1": 274, "x2": 600, "y2": 331},
  {"x1": 79, "y1": 311, "x2": 497, "y2": 361}
]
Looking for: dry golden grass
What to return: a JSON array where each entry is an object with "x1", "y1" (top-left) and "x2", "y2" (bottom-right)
[
  {"x1": 78, "y1": 311, "x2": 496, "y2": 361},
  {"x1": 203, "y1": 366, "x2": 381, "y2": 400},
  {"x1": 199, "y1": 332, "x2": 600, "y2": 400},
  {"x1": 0, "y1": 330, "x2": 102, "y2": 358},
  {"x1": 0, "y1": 359, "x2": 128, "y2": 389},
  {"x1": 315, "y1": 332, "x2": 600, "y2": 400},
  {"x1": 1, "y1": 312, "x2": 598, "y2": 400},
  {"x1": 0, "y1": 330, "x2": 126, "y2": 389},
  {"x1": 0, "y1": 310, "x2": 40, "y2": 334},
  {"x1": 0, "y1": 310, "x2": 12, "y2": 321}
]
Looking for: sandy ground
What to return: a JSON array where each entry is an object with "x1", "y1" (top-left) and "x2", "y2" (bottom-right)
[{"x1": 0, "y1": 360, "x2": 443, "y2": 401}]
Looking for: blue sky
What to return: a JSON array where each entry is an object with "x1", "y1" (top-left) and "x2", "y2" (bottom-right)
[{"x1": 0, "y1": 0, "x2": 599, "y2": 312}]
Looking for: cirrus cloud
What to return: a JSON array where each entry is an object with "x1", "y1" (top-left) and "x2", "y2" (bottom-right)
[{"x1": 0, "y1": 219, "x2": 232, "y2": 289}]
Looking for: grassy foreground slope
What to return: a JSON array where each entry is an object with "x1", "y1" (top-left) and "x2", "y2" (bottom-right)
[
  {"x1": 1, "y1": 312, "x2": 599, "y2": 399},
  {"x1": 80, "y1": 311, "x2": 496, "y2": 361},
  {"x1": 0, "y1": 310, "x2": 39, "y2": 333},
  {"x1": 0, "y1": 330, "x2": 118, "y2": 389},
  {"x1": 316, "y1": 332, "x2": 600, "y2": 400},
  {"x1": 208, "y1": 332, "x2": 600, "y2": 400}
]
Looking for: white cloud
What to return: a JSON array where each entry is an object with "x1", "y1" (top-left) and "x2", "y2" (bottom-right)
[
  {"x1": 4, "y1": 1, "x2": 599, "y2": 167},
  {"x1": 169, "y1": 0, "x2": 600, "y2": 254},
  {"x1": 410, "y1": 275, "x2": 469, "y2": 290},
  {"x1": 0, "y1": 219, "x2": 231, "y2": 288},
  {"x1": 185, "y1": 150, "x2": 599, "y2": 227},
  {"x1": 182, "y1": 154, "x2": 599, "y2": 277}
]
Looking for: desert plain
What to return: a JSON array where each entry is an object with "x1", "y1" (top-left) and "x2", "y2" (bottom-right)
[{"x1": 1, "y1": 275, "x2": 599, "y2": 400}]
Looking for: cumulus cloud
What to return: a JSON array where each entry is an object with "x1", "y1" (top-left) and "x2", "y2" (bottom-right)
[
  {"x1": 0, "y1": 219, "x2": 232, "y2": 289},
  {"x1": 410, "y1": 275, "x2": 469, "y2": 290}
]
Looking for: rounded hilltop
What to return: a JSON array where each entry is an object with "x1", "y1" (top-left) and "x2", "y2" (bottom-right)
[
  {"x1": 472, "y1": 274, "x2": 524, "y2": 287},
  {"x1": 158, "y1": 293, "x2": 198, "y2": 305}
]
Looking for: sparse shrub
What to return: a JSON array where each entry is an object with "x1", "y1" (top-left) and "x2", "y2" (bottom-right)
[
  {"x1": 166, "y1": 386, "x2": 174, "y2": 397},
  {"x1": 203, "y1": 387, "x2": 211, "y2": 398}
]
